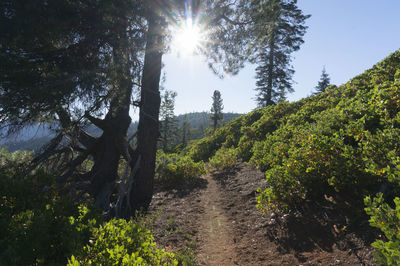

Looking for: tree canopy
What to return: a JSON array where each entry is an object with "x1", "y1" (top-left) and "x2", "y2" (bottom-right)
[
  {"x1": 246, "y1": 0, "x2": 310, "y2": 107},
  {"x1": 0, "y1": 0, "x2": 259, "y2": 217}
]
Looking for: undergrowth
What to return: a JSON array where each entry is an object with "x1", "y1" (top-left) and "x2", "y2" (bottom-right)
[
  {"x1": 155, "y1": 150, "x2": 206, "y2": 184},
  {"x1": 0, "y1": 149, "x2": 177, "y2": 265}
]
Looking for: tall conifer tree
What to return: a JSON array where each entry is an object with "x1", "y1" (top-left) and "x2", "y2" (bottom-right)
[
  {"x1": 251, "y1": 0, "x2": 310, "y2": 107},
  {"x1": 159, "y1": 89, "x2": 178, "y2": 151},
  {"x1": 210, "y1": 90, "x2": 224, "y2": 131},
  {"x1": 314, "y1": 66, "x2": 331, "y2": 94},
  {"x1": 181, "y1": 115, "x2": 191, "y2": 147}
]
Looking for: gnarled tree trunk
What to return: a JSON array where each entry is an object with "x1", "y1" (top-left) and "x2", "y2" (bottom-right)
[
  {"x1": 88, "y1": 31, "x2": 133, "y2": 211},
  {"x1": 128, "y1": 12, "x2": 164, "y2": 213}
]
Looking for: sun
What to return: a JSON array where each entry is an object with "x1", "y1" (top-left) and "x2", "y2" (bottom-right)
[{"x1": 172, "y1": 18, "x2": 203, "y2": 56}]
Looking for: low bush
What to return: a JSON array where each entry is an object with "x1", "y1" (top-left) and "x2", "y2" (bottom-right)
[
  {"x1": 364, "y1": 194, "x2": 400, "y2": 265},
  {"x1": 156, "y1": 150, "x2": 206, "y2": 184},
  {"x1": 0, "y1": 148, "x2": 34, "y2": 175},
  {"x1": 209, "y1": 147, "x2": 238, "y2": 172},
  {"x1": 0, "y1": 170, "x2": 99, "y2": 265},
  {"x1": 68, "y1": 218, "x2": 177, "y2": 265},
  {"x1": 173, "y1": 247, "x2": 198, "y2": 266}
]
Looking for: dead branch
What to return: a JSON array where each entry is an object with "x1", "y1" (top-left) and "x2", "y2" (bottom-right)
[
  {"x1": 112, "y1": 154, "x2": 141, "y2": 218},
  {"x1": 15, "y1": 133, "x2": 63, "y2": 179},
  {"x1": 56, "y1": 148, "x2": 92, "y2": 185}
]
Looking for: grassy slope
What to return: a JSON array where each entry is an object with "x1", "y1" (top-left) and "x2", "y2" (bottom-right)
[{"x1": 185, "y1": 49, "x2": 400, "y2": 211}]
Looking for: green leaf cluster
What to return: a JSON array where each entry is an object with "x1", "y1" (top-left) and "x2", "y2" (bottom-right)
[
  {"x1": 155, "y1": 150, "x2": 206, "y2": 184},
  {"x1": 0, "y1": 150, "x2": 100, "y2": 265},
  {"x1": 69, "y1": 218, "x2": 177, "y2": 265},
  {"x1": 0, "y1": 149, "x2": 176, "y2": 265},
  {"x1": 365, "y1": 194, "x2": 400, "y2": 265},
  {"x1": 0, "y1": 148, "x2": 34, "y2": 175},
  {"x1": 209, "y1": 147, "x2": 238, "y2": 172}
]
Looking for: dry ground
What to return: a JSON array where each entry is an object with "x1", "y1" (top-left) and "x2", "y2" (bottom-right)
[{"x1": 147, "y1": 163, "x2": 379, "y2": 265}]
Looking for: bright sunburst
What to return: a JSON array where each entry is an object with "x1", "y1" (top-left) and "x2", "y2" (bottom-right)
[{"x1": 172, "y1": 18, "x2": 203, "y2": 56}]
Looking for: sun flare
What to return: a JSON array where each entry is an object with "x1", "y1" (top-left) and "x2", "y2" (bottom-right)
[{"x1": 172, "y1": 18, "x2": 203, "y2": 56}]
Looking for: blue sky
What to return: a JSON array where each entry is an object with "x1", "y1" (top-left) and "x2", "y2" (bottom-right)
[{"x1": 162, "y1": 1, "x2": 400, "y2": 115}]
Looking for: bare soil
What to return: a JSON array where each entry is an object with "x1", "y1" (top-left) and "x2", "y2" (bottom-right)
[{"x1": 148, "y1": 162, "x2": 379, "y2": 265}]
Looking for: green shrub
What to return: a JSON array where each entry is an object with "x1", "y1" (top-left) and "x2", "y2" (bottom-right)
[
  {"x1": 69, "y1": 218, "x2": 177, "y2": 265},
  {"x1": 0, "y1": 147, "x2": 34, "y2": 175},
  {"x1": 156, "y1": 150, "x2": 206, "y2": 184},
  {"x1": 0, "y1": 148, "x2": 103, "y2": 265},
  {"x1": 0, "y1": 171, "x2": 99, "y2": 265},
  {"x1": 364, "y1": 194, "x2": 400, "y2": 265},
  {"x1": 209, "y1": 147, "x2": 238, "y2": 172},
  {"x1": 173, "y1": 247, "x2": 197, "y2": 266}
]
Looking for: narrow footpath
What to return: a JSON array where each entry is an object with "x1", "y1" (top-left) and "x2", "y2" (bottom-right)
[
  {"x1": 196, "y1": 174, "x2": 238, "y2": 265},
  {"x1": 149, "y1": 163, "x2": 378, "y2": 265}
]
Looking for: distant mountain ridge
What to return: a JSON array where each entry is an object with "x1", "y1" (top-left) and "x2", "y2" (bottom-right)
[{"x1": 0, "y1": 112, "x2": 241, "y2": 152}]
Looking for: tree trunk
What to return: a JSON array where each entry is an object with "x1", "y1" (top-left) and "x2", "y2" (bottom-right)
[
  {"x1": 90, "y1": 31, "x2": 133, "y2": 211},
  {"x1": 266, "y1": 29, "x2": 275, "y2": 106},
  {"x1": 128, "y1": 13, "x2": 164, "y2": 213},
  {"x1": 266, "y1": 42, "x2": 274, "y2": 106}
]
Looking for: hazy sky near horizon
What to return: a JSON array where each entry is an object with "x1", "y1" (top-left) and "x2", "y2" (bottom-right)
[{"x1": 162, "y1": 1, "x2": 400, "y2": 116}]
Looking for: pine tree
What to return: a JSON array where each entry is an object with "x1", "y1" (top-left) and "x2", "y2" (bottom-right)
[
  {"x1": 159, "y1": 90, "x2": 178, "y2": 151},
  {"x1": 251, "y1": 0, "x2": 310, "y2": 107},
  {"x1": 181, "y1": 114, "x2": 191, "y2": 147},
  {"x1": 210, "y1": 90, "x2": 224, "y2": 131},
  {"x1": 314, "y1": 66, "x2": 331, "y2": 94}
]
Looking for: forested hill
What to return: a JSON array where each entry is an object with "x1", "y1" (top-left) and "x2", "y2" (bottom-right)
[
  {"x1": 1, "y1": 112, "x2": 241, "y2": 152},
  {"x1": 175, "y1": 112, "x2": 242, "y2": 140},
  {"x1": 176, "y1": 112, "x2": 241, "y2": 128},
  {"x1": 185, "y1": 49, "x2": 400, "y2": 216}
]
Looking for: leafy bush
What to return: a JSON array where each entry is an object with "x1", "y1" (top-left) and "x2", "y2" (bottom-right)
[
  {"x1": 173, "y1": 247, "x2": 198, "y2": 266},
  {"x1": 252, "y1": 50, "x2": 400, "y2": 210},
  {"x1": 364, "y1": 194, "x2": 400, "y2": 265},
  {"x1": 209, "y1": 147, "x2": 238, "y2": 171},
  {"x1": 0, "y1": 149, "x2": 177, "y2": 265},
  {"x1": 156, "y1": 150, "x2": 206, "y2": 184},
  {"x1": 68, "y1": 218, "x2": 177, "y2": 265},
  {"x1": 0, "y1": 147, "x2": 34, "y2": 175},
  {"x1": 0, "y1": 170, "x2": 99, "y2": 265}
]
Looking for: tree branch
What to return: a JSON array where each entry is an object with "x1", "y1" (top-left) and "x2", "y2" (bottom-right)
[
  {"x1": 84, "y1": 111, "x2": 108, "y2": 130},
  {"x1": 15, "y1": 134, "x2": 64, "y2": 179},
  {"x1": 56, "y1": 149, "x2": 92, "y2": 185}
]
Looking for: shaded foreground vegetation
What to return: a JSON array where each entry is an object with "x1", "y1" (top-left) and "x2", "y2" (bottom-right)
[
  {"x1": 0, "y1": 146, "x2": 205, "y2": 264},
  {"x1": 0, "y1": 149, "x2": 180, "y2": 265}
]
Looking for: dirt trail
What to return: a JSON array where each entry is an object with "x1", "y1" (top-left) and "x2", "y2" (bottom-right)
[
  {"x1": 149, "y1": 163, "x2": 378, "y2": 265},
  {"x1": 196, "y1": 174, "x2": 238, "y2": 265}
]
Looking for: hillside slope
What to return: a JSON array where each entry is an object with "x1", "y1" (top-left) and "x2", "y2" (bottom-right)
[
  {"x1": 186, "y1": 49, "x2": 400, "y2": 211},
  {"x1": 158, "y1": 49, "x2": 400, "y2": 264}
]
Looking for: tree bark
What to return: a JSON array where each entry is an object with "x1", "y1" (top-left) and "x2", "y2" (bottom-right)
[
  {"x1": 128, "y1": 13, "x2": 164, "y2": 213},
  {"x1": 90, "y1": 29, "x2": 133, "y2": 210},
  {"x1": 266, "y1": 36, "x2": 274, "y2": 106}
]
